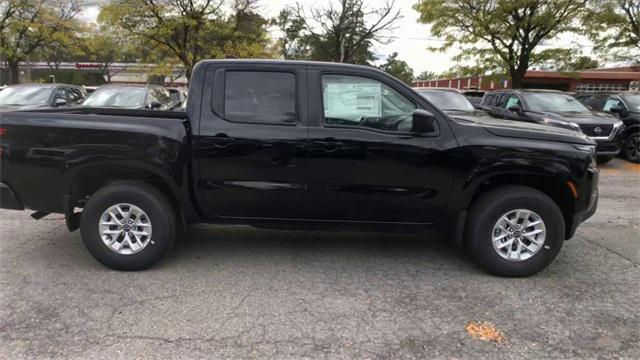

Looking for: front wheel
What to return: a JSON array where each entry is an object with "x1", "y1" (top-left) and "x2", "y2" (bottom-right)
[
  {"x1": 80, "y1": 182, "x2": 176, "y2": 270},
  {"x1": 623, "y1": 134, "x2": 640, "y2": 163},
  {"x1": 465, "y1": 186, "x2": 565, "y2": 277}
]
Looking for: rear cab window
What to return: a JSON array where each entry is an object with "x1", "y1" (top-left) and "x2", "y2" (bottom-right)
[{"x1": 224, "y1": 71, "x2": 297, "y2": 124}]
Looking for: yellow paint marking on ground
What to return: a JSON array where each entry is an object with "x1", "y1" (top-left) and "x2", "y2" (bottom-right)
[
  {"x1": 465, "y1": 321, "x2": 506, "y2": 344},
  {"x1": 622, "y1": 162, "x2": 640, "y2": 172}
]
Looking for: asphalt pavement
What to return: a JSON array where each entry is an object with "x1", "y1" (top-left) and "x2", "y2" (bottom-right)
[{"x1": 0, "y1": 159, "x2": 638, "y2": 359}]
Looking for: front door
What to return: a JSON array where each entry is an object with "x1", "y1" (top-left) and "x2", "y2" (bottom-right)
[
  {"x1": 193, "y1": 63, "x2": 310, "y2": 220},
  {"x1": 304, "y1": 69, "x2": 456, "y2": 224}
]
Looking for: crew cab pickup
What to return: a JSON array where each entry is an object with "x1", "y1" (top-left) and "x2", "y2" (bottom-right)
[{"x1": 0, "y1": 60, "x2": 599, "y2": 276}]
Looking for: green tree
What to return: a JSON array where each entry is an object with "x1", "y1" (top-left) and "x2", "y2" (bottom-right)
[
  {"x1": 416, "y1": 70, "x2": 438, "y2": 80},
  {"x1": 378, "y1": 52, "x2": 414, "y2": 84},
  {"x1": 0, "y1": 0, "x2": 82, "y2": 84},
  {"x1": 99, "y1": 0, "x2": 273, "y2": 81},
  {"x1": 583, "y1": 0, "x2": 640, "y2": 62},
  {"x1": 272, "y1": 8, "x2": 309, "y2": 60},
  {"x1": 414, "y1": 0, "x2": 587, "y2": 88},
  {"x1": 290, "y1": 0, "x2": 401, "y2": 64}
]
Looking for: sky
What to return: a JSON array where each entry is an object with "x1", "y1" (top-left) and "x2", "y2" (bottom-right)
[{"x1": 77, "y1": 0, "x2": 598, "y2": 76}]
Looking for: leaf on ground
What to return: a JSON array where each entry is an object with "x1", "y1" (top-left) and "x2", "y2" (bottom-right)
[{"x1": 465, "y1": 321, "x2": 506, "y2": 344}]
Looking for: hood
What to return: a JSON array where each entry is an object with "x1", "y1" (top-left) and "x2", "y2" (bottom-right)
[
  {"x1": 537, "y1": 110, "x2": 619, "y2": 125},
  {"x1": 449, "y1": 112, "x2": 594, "y2": 145},
  {"x1": 0, "y1": 104, "x2": 50, "y2": 112}
]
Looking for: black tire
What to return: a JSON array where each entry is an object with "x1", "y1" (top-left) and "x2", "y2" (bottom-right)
[
  {"x1": 623, "y1": 133, "x2": 640, "y2": 163},
  {"x1": 465, "y1": 186, "x2": 565, "y2": 277},
  {"x1": 596, "y1": 155, "x2": 613, "y2": 164},
  {"x1": 80, "y1": 181, "x2": 176, "y2": 271}
]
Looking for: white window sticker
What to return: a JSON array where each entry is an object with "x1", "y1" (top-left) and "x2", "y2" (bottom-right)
[{"x1": 324, "y1": 82, "x2": 382, "y2": 121}]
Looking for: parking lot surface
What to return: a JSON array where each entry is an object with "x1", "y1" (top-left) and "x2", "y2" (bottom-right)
[{"x1": 1, "y1": 159, "x2": 638, "y2": 359}]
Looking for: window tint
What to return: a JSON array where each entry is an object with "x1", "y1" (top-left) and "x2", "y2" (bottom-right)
[
  {"x1": 66, "y1": 88, "x2": 84, "y2": 104},
  {"x1": 483, "y1": 94, "x2": 496, "y2": 106},
  {"x1": 224, "y1": 71, "x2": 296, "y2": 124},
  {"x1": 580, "y1": 95, "x2": 603, "y2": 110},
  {"x1": 495, "y1": 93, "x2": 507, "y2": 107},
  {"x1": 322, "y1": 75, "x2": 416, "y2": 132},
  {"x1": 54, "y1": 88, "x2": 67, "y2": 101}
]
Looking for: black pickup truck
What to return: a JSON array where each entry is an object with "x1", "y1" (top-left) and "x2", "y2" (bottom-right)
[{"x1": 0, "y1": 60, "x2": 599, "y2": 276}]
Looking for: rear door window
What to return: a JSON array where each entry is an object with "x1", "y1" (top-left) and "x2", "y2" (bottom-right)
[{"x1": 224, "y1": 71, "x2": 296, "y2": 124}]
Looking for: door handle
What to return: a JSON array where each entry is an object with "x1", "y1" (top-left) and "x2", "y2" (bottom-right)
[
  {"x1": 211, "y1": 134, "x2": 235, "y2": 148},
  {"x1": 315, "y1": 139, "x2": 343, "y2": 153}
]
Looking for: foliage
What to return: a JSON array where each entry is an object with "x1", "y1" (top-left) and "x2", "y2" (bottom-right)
[
  {"x1": 285, "y1": 0, "x2": 402, "y2": 64},
  {"x1": 378, "y1": 52, "x2": 414, "y2": 84},
  {"x1": 0, "y1": 0, "x2": 82, "y2": 83},
  {"x1": 414, "y1": 0, "x2": 588, "y2": 88},
  {"x1": 583, "y1": 0, "x2": 640, "y2": 62},
  {"x1": 99, "y1": 0, "x2": 274, "y2": 80},
  {"x1": 416, "y1": 70, "x2": 438, "y2": 80}
]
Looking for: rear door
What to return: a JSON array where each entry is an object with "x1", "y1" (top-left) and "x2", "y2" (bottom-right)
[{"x1": 193, "y1": 63, "x2": 310, "y2": 220}]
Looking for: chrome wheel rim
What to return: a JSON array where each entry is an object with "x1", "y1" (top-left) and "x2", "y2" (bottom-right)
[
  {"x1": 492, "y1": 209, "x2": 546, "y2": 261},
  {"x1": 99, "y1": 203, "x2": 152, "y2": 255}
]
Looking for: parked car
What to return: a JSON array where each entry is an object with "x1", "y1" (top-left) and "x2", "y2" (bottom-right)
[
  {"x1": 167, "y1": 87, "x2": 188, "y2": 107},
  {"x1": 575, "y1": 92, "x2": 640, "y2": 163},
  {"x1": 0, "y1": 83, "x2": 86, "y2": 111},
  {"x1": 83, "y1": 86, "x2": 99, "y2": 95},
  {"x1": 415, "y1": 88, "x2": 480, "y2": 114},
  {"x1": 0, "y1": 60, "x2": 599, "y2": 277},
  {"x1": 479, "y1": 89, "x2": 623, "y2": 163},
  {"x1": 82, "y1": 85, "x2": 176, "y2": 110},
  {"x1": 462, "y1": 90, "x2": 485, "y2": 106}
]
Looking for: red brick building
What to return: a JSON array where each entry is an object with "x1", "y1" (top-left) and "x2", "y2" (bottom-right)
[{"x1": 412, "y1": 66, "x2": 640, "y2": 92}]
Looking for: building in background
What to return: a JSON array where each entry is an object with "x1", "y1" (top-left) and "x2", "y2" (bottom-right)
[{"x1": 412, "y1": 66, "x2": 640, "y2": 92}]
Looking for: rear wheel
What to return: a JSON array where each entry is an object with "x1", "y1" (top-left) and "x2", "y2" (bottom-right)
[
  {"x1": 466, "y1": 186, "x2": 565, "y2": 277},
  {"x1": 623, "y1": 134, "x2": 640, "y2": 163},
  {"x1": 596, "y1": 155, "x2": 613, "y2": 164},
  {"x1": 80, "y1": 182, "x2": 176, "y2": 270}
]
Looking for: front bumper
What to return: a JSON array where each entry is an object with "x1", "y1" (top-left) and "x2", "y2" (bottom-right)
[
  {"x1": 594, "y1": 138, "x2": 621, "y2": 156},
  {"x1": 0, "y1": 182, "x2": 24, "y2": 210},
  {"x1": 567, "y1": 168, "x2": 599, "y2": 238}
]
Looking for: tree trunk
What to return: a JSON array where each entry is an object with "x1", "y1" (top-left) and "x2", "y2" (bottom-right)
[
  {"x1": 509, "y1": 66, "x2": 528, "y2": 89},
  {"x1": 8, "y1": 58, "x2": 20, "y2": 84}
]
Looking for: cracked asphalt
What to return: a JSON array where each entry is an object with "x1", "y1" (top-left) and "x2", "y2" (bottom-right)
[{"x1": 1, "y1": 159, "x2": 639, "y2": 359}]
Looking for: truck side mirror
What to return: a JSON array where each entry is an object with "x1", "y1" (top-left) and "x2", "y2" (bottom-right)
[
  {"x1": 148, "y1": 101, "x2": 162, "y2": 109},
  {"x1": 411, "y1": 109, "x2": 436, "y2": 134},
  {"x1": 53, "y1": 98, "x2": 67, "y2": 107},
  {"x1": 508, "y1": 105, "x2": 523, "y2": 113}
]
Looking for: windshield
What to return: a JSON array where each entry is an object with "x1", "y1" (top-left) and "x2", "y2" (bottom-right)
[
  {"x1": 621, "y1": 93, "x2": 640, "y2": 112},
  {"x1": 416, "y1": 90, "x2": 475, "y2": 112},
  {"x1": 523, "y1": 93, "x2": 589, "y2": 113},
  {"x1": 83, "y1": 87, "x2": 147, "y2": 108},
  {"x1": 0, "y1": 86, "x2": 53, "y2": 106}
]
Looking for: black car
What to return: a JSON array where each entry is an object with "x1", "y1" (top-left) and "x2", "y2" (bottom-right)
[
  {"x1": 479, "y1": 89, "x2": 623, "y2": 163},
  {"x1": 575, "y1": 92, "x2": 640, "y2": 163},
  {"x1": 462, "y1": 90, "x2": 485, "y2": 106},
  {"x1": 415, "y1": 88, "x2": 479, "y2": 112},
  {"x1": 0, "y1": 83, "x2": 86, "y2": 111},
  {"x1": 0, "y1": 60, "x2": 599, "y2": 277},
  {"x1": 82, "y1": 85, "x2": 177, "y2": 110}
]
